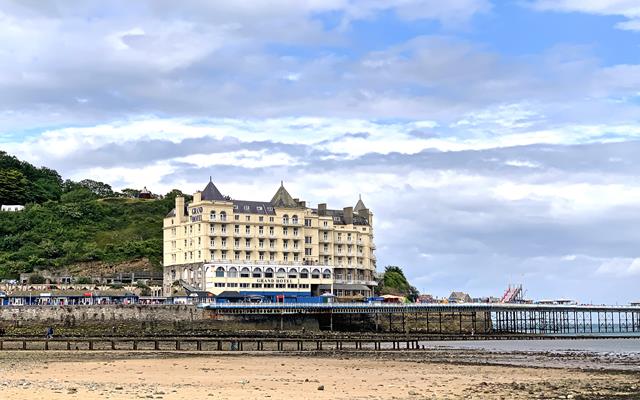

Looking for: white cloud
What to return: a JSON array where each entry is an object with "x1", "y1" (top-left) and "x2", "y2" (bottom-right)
[
  {"x1": 596, "y1": 258, "x2": 640, "y2": 277},
  {"x1": 531, "y1": 0, "x2": 640, "y2": 31}
]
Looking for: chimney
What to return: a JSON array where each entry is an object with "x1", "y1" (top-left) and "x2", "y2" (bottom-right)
[
  {"x1": 343, "y1": 206, "x2": 353, "y2": 225},
  {"x1": 175, "y1": 196, "x2": 185, "y2": 221},
  {"x1": 318, "y1": 203, "x2": 327, "y2": 216},
  {"x1": 299, "y1": 200, "x2": 306, "y2": 208},
  {"x1": 358, "y1": 208, "x2": 372, "y2": 226},
  {"x1": 193, "y1": 191, "x2": 202, "y2": 203}
]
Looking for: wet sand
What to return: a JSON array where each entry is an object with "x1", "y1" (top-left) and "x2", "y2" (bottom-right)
[{"x1": 1, "y1": 350, "x2": 639, "y2": 399}]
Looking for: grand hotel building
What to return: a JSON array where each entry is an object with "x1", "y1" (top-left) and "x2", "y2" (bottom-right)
[{"x1": 162, "y1": 180, "x2": 377, "y2": 300}]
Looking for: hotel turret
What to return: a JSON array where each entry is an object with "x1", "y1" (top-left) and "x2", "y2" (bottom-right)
[{"x1": 162, "y1": 179, "x2": 377, "y2": 300}]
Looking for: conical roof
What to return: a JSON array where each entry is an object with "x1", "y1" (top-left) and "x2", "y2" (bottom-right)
[
  {"x1": 270, "y1": 181, "x2": 298, "y2": 208},
  {"x1": 201, "y1": 178, "x2": 225, "y2": 201},
  {"x1": 354, "y1": 194, "x2": 367, "y2": 212}
]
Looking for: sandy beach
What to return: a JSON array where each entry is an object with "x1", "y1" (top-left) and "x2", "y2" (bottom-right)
[{"x1": 1, "y1": 349, "x2": 639, "y2": 400}]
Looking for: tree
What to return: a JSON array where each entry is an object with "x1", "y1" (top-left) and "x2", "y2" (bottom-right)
[
  {"x1": 376, "y1": 265, "x2": 419, "y2": 302},
  {"x1": 0, "y1": 169, "x2": 28, "y2": 205},
  {"x1": 78, "y1": 179, "x2": 114, "y2": 198},
  {"x1": 121, "y1": 188, "x2": 141, "y2": 198}
]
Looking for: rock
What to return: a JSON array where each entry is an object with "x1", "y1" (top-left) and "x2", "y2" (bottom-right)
[
  {"x1": 408, "y1": 390, "x2": 419, "y2": 395},
  {"x1": 115, "y1": 386, "x2": 123, "y2": 390},
  {"x1": 317, "y1": 385, "x2": 324, "y2": 391}
]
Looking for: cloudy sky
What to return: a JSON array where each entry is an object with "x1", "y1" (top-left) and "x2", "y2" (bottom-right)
[{"x1": 2, "y1": 1, "x2": 640, "y2": 303}]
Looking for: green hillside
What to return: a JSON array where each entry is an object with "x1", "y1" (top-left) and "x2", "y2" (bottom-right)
[{"x1": 0, "y1": 151, "x2": 184, "y2": 278}]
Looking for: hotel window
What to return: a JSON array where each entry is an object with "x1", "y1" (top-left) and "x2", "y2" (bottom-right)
[
  {"x1": 252, "y1": 283, "x2": 262, "y2": 288},
  {"x1": 245, "y1": 253, "x2": 251, "y2": 261},
  {"x1": 258, "y1": 226, "x2": 264, "y2": 235},
  {"x1": 245, "y1": 225, "x2": 251, "y2": 234},
  {"x1": 235, "y1": 215, "x2": 240, "y2": 221},
  {"x1": 347, "y1": 233, "x2": 352, "y2": 242},
  {"x1": 220, "y1": 211, "x2": 227, "y2": 221},
  {"x1": 184, "y1": 240, "x2": 188, "y2": 247},
  {"x1": 282, "y1": 214, "x2": 289, "y2": 224},
  {"x1": 269, "y1": 239, "x2": 275, "y2": 249},
  {"x1": 305, "y1": 248, "x2": 312, "y2": 256},
  {"x1": 293, "y1": 254, "x2": 299, "y2": 262},
  {"x1": 269, "y1": 216, "x2": 274, "y2": 222},
  {"x1": 221, "y1": 251, "x2": 227, "y2": 260},
  {"x1": 323, "y1": 221, "x2": 328, "y2": 227},
  {"x1": 197, "y1": 250, "x2": 201, "y2": 258},
  {"x1": 305, "y1": 236, "x2": 312, "y2": 244},
  {"x1": 291, "y1": 215, "x2": 298, "y2": 224},
  {"x1": 269, "y1": 227, "x2": 274, "y2": 235},
  {"x1": 283, "y1": 253, "x2": 289, "y2": 261},
  {"x1": 234, "y1": 225, "x2": 240, "y2": 234},
  {"x1": 214, "y1": 283, "x2": 226, "y2": 288},
  {"x1": 265, "y1": 268, "x2": 274, "y2": 278},
  {"x1": 269, "y1": 253, "x2": 275, "y2": 261},
  {"x1": 234, "y1": 251, "x2": 240, "y2": 260},
  {"x1": 252, "y1": 268, "x2": 262, "y2": 278},
  {"x1": 259, "y1": 216, "x2": 264, "y2": 222},
  {"x1": 234, "y1": 239, "x2": 240, "y2": 248},
  {"x1": 276, "y1": 268, "x2": 286, "y2": 278},
  {"x1": 293, "y1": 241, "x2": 299, "y2": 249},
  {"x1": 293, "y1": 228, "x2": 298, "y2": 236},
  {"x1": 228, "y1": 267, "x2": 238, "y2": 278},
  {"x1": 244, "y1": 205, "x2": 250, "y2": 211},
  {"x1": 221, "y1": 225, "x2": 227, "y2": 234},
  {"x1": 215, "y1": 267, "x2": 225, "y2": 278},
  {"x1": 305, "y1": 219, "x2": 311, "y2": 227},
  {"x1": 245, "y1": 239, "x2": 251, "y2": 247},
  {"x1": 283, "y1": 240, "x2": 288, "y2": 250},
  {"x1": 283, "y1": 227, "x2": 288, "y2": 236},
  {"x1": 210, "y1": 224, "x2": 215, "y2": 234},
  {"x1": 258, "y1": 239, "x2": 264, "y2": 248},
  {"x1": 263, "y1": 284, "x2": 274, "y2": 289},
  {"x1": 311, "y1": 269, "x2": 320, "y2": 279},
  {"x1": 245, "y1": 215, "x2": 250, "y2": 221},
  {"x1": 198, "y1": 237, "x2": 201, "y2": 245},
  {"x1": 287, "y1": 284, "x2": 298, "y2": 289},
  {"x1": 288, "y1": 269, "x2": 297, "y2": 279},
  {"x1": 300, "y1": 284, "x2": 309, "y2": 289},
  {"x1": 323, "y1": 269, "x2": 331, "y2": 279},
  {"x1": 221, "y1": 239, "x2": 227, "y2": 247},
  {"x1": 276, "y1": 284, "x2": 286, "y2": 289},
  {"x1": 227, "y1": 282, "x2": 238, "y2": 288},
  {"x1": 240, "y1": 283, "x2": 249, "y2": 288},
  {"x1": 300, "y1": 269, "x2": 309, "y2": 279},
  {"x1": 240, "y1": 268, "x2": 250, "y2": 278},
  {"x1": 259, "y1": 252, "x2": 265, "y2": 261}
]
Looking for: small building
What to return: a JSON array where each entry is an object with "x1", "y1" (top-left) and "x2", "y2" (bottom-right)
[
  {"x1": 448, "y1": 291, "x2": 472, "y2": 304},
  {"x1": 631, "y1": 301, "x2": 640, "y2": 307},
  {"x1": 417, "y1": 294, "x2": 436, "y2": 303},
  {"x1": 138, "y1": 187, "x2": 152, "y2": 199},
  {"x1": 1, "y1": 205, "x2": 24, "y2": 212}
]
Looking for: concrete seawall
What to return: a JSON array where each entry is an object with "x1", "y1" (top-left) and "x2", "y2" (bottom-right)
[{"x1": 0, "y1": 305, "x2": 490, "y2": 336}]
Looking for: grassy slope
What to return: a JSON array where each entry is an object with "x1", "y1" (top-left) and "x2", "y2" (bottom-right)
[{"x1": 0, "y1": 197, "x2": 172, "y2": 278}]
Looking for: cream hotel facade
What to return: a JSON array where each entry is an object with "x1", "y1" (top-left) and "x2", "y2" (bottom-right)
[{"x1": 163, "y1": 180, "x2": 377, "y2": 300}]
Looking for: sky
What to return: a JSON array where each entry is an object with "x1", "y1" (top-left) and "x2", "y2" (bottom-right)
[{"x1": 1, "y1": 0, "x2": 640, "y2": 303}]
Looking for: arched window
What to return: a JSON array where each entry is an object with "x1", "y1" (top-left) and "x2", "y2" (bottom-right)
[
  {"x1": 240, "y1": 267, "x2": 250, "y2": 278},
  {"x1": 291, "y1": 215, "x2": 298, "y2": 224},
  {"x1": 215, "y1": 267, "x2": 225, "y2": 278},
  {"x1": 210, "y1": 211, "x2": 216, "y2": 220},
  {"x1": 252, "y1": 267, "x2": 262, "y2": 278},
  {"x1": 220, "y1": 211, "x2": 227, "y2": 221},
  {"x1": 322, "y1": 269, "x2": 331, "y2": 279},
  {"x1": 311, "y1": 269, "x2": 320, "y2": 279},
  {"x1": 276, "y1": 268, "x2": 286, "y2": 278},
  {"x1": 288, "y1": 268, "x2": 298, "y2": 279},
  {"x1": 282, "y1": 214, "x2": 289, "y2": 224},
  {"x1": 265, "y1": 267, "x2": 274, "y2": 278},
  {"x1": 300, "y1": 268, "x2": 309, "y2": 279},
  {"x1": 228, "y1": 267, "x2": 238, "y2": 278}
]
